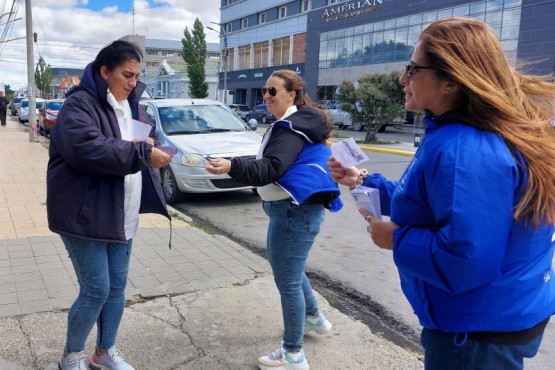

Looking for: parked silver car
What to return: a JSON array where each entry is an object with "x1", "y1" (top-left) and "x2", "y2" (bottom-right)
[
  {"x1": 139, "y1": 99, "x2": 261, "y2": 203},
  {"x1": 18, "y1": 98, "x2": 45, "y2": 124}
]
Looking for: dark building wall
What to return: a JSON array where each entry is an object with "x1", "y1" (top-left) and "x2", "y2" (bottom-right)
[
  {"x1": 518, "y1": 0, "x2": 555, "y2": 75},
  {"x1": 305, "y1": 0, "x2": 555, "y2": 100}
]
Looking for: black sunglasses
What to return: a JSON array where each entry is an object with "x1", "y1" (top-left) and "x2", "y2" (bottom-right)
[
  {"x1": 405, "y1": 64, "x2": 435, "y2": 77},
  {"x1": 261, "y1": 87, "x2": 283, "y2": 97}
]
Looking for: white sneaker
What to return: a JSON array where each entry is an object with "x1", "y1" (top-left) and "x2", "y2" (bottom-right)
[
  {"x1": 304, "y1": 312, "x2": 332, "y2": 335},
  {"x1": 58, "y1": 352, "x2": 89, "y2": 370},
  {"x1": 257, "y1": 344, "x2": 309, "y2": 370},
  {"x1": 89, "y1": 347, "x2": 134, "y2": 370}
]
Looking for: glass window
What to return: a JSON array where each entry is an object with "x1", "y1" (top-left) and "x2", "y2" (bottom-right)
[
  {"x1": 452, "y1": 5, "x2": 469, "y2": 17},
  {"x1": 301, "y1": 0, "x2": 310, "y2": 12},
  {"x1": 242, "y1": 18, "x2": 248, "y2": 28},
  {"x1": 238, "y1": 45, "x2": 250, "y2": 70},
  {"x1": 469, "y1": 2, "x2": 486, "y2": 17},
  {"x1": 259, "y1": 12, "x2": 266, "y2": 24},
  {"x1": 253, "y1": 41, "x2": 269, "y2": 68},
  {"x1": 273, "y1": 36, "x2": 290, "y2": 66},
  {"x1": 279, "y1": 6, "x2": 287, "y2": 19}
]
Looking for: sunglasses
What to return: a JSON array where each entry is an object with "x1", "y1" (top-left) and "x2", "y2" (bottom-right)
[
  {"x1": 405, "y1": 64, "x2": 435, "y2": 78},
  {"x1": 261, "y1": 87, "x2": 284, "y2": 97}
]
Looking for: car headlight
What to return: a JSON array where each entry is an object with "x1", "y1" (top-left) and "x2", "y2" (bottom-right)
[{"x1": 181, "y1": 153, "x2": 209, "y2": 167}]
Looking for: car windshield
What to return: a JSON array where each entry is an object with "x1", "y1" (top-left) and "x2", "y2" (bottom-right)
[
  {"x1": 235, "y1": 105, "x2": 249, "y2": 112},
  {"x1": 47, "y1": 101, "x2": 63, "y2": 110},
  {"x1": 21, "y1": 100, "x2": 28, "y2": 107},
  {"x1": 158, "y1": 104, "x2": 248, "y2": 135}
]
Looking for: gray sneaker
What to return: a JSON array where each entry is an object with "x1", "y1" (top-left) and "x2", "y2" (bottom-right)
[{"x1": 58, "y1": 352, "x2": 89, "y2": 370}]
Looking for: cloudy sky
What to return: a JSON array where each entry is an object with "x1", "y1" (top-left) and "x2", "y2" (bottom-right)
[{"x1": 0, "y1": 0, "x2": 221, "y2": 90}]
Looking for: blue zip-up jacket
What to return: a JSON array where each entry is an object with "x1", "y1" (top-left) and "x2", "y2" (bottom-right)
[
  {"x1": 229, "y1": 108, "x2": 342, "y2": 211},
  {"x1": 46, "y1": 62, "x2": 169, "y2": 243},
  {"x1": 363, "y1": 110, "x2": 555, "y2": 333}
]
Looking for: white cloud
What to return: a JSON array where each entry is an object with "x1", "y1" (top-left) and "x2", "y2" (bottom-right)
[{"x1": 0, "y1": 0, "x2": 221, "y2": 90}]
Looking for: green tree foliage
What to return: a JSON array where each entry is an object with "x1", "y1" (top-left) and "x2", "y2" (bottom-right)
[
  {"x1": 337, "y1": 71, "x2": 405, "y2": 142},
  {"x1": 182, "y1": 18, "x2": 208, "y2": 98},
  {"x1": 35, "y1": 57, "x2": 52, "y2": 99}
]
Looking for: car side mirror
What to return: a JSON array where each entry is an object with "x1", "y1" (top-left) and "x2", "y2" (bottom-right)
[{"x1": 247, "y1": 118, "x2": 258, "y2": 131}]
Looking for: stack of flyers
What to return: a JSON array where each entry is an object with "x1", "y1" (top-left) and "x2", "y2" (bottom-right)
[{"x1": 350, "y1": 185, "x2": 381, "y2": 219}]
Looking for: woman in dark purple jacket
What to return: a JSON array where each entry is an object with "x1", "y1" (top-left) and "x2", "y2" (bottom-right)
[{"x1": 47, "y1": 40, "x2": 171, "y2": 370}]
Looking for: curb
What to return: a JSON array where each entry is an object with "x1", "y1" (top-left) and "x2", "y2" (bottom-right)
[{"x1": 358, "y1": 144, "x2": 415, "y2": 156}]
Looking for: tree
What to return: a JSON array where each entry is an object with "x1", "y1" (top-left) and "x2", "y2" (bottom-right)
[
  {"x1": 182, "y1": 18, "x2": 208, "y2": 98},
  {"x1": 337, "y1": 71, "x2": 405, "y2": 142},
  {"x1": 35, "y1": 57, "x2": 52, "y2": 99}
]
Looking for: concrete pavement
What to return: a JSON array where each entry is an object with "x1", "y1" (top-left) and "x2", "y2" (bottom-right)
[{"x1": 0, "y1": 115, "x2": 423, "y2": 369}]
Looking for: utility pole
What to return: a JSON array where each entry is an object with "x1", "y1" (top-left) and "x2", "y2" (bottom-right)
[
  {"x1": 208, "y1": 23, "x2": 228, "y2": 104},
  {"x1": 25, "y1": 0, "x2": 38, "y2": 142}
]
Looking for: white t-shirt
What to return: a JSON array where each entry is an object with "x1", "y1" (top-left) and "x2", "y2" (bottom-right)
[{"x1": 107, "y1": 92, "x2": 142, "y2": 240}]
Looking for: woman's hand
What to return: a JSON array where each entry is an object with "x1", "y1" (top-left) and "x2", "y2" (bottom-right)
[
  {"x1": 205, "y1": 158, "x2": 231, "y2": 175},
  {"x1": 359, "y1": 209, "x2": 398, "y2": 250},
  {"x1": 149, "y1": 147, "x2": 171, "y2": 169},
  {"x1": 327, "y1": 156, "x2": 361, "y2": 188}
]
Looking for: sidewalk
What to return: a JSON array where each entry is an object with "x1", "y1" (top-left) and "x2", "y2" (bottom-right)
[{"x1": 0, "y1": 115, "x2": 423, "y2": 369}]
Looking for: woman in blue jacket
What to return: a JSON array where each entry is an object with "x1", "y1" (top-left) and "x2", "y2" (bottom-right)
[
  {"x1": 206, "y1": 69, "x2": 342, "y2": 370},
  {"x1": 47, "y1": 41, "x2": 172, "y2": 370},
  {"x1": 329, "y1": 18, "x2": 555, "y2": 370}
]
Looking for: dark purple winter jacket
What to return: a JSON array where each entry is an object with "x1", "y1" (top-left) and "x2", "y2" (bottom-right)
[{"x1": 46, "y1": 62, "x2": 169, "y2": 243}]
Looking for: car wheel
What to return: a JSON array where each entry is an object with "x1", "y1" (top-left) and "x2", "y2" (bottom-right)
[
  {"x1": 160, "y1": 166, "x2": 183, "y2": 204},
  {"x1": 245, "y1": 114, "x2": 250, "y2": 121},
  {"x1": 377, "y1": 124, "x2": 387, "y2": 133},
  {"x1": 352, "y1": 121, "x2": 363, "y2": 131},
  {"x1": 262, "y1": 115, "x2": 267, "y2": 124}
]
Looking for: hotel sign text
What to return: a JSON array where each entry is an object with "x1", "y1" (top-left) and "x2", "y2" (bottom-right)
[{"x1": 322, "y1": 0, "x2": 382, "y2": 22}]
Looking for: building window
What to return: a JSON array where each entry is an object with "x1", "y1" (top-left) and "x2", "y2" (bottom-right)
[
  {"x1": 279, "y1": 6, "x2": 287, "y2": 19},
  {"x1": 318, "y1": 0, "x2": 522, "y2": 69},
  {"x1": 327, "y1": 0, "x2": 338, "y2": 5},
  {"x1": 208, "y1": 52, "x2": 220, "y2": 59},
  {"x1": 238, "y1": 45, "x2": 251, "y2": 70},
  {"x1": 227, "y1": 48, "x2": 235, "y2": 72},
  {"x1": 259, "y1": 12, "x2": 266, "y2": 24},
  {"x1": 163, "y1": 50, "x2": 174, "y2": 56},
  {"x1": 146, "y1": 49, "x2": 158, "y2": 56},
  {"x1": 301, "y1": 0, "x2": 310, "y2": 12},
  {"x1": 242, "y1": 18, "x2": 248, "y2": 29},
  {"x1": 226, "y1": 23, "x2": 232, "y2": 33},
  {"x1": 273, "y1": 36, "x2": 290, "y2": 66},
  {"x1": 254, "y1": 41, "x2": 269, "y2": 68}
]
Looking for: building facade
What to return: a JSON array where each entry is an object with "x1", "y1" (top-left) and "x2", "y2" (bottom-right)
[{"x1": 218, "y1": 0, "x2": 554, "y2": 105}]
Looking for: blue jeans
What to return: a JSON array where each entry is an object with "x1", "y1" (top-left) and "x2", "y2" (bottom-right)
[
  {"x1": 421, "y1": 328, "x2": 544, "y2": 370},
  {"x1": 263, "y1": 200, "x2": 324, "y2": 352},
  {"x1": 61, "y1": 235, "x2": 132, "y2": 353}
]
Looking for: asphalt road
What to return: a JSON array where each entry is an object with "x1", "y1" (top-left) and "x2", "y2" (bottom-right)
[{"x1": 172, "y1": 125, "x2": 553, "y2": 370}]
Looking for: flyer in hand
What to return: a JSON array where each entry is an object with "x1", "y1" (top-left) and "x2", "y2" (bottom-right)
[{"x1": 350, "y1": 185, "x2": 382, "y2": 219}]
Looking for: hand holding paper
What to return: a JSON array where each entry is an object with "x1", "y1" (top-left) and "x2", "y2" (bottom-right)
[{"x1": 330, "y1": 137, "x2": 369, "y2": 168}]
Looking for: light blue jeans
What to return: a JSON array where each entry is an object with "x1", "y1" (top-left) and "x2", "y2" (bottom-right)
[
  {"x1": 263, "y1": 200, "x2": 324, "y2": 352},
  {"x1": 61, "y1": 235, "x2": 132, "y2": 353},
  {"x1": 421, "y1": 328, "x2": 544, "y2": 370}
]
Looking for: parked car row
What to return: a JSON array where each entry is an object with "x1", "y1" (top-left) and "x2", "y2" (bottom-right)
[
  {"x1": 228, "y1": 103, "x2": 277, "y2": 124},
  {"x1": 13, "y1": 98, "x2": 65, "y2": 136}
]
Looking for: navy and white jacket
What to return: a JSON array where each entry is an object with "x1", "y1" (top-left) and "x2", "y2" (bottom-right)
[
  {"x1": 364, "y1": 110, "x2": 555, "y2": 334},
  {"x1": 46, "y1": 62, "x2": 169, "y2": 243},
  {"x1": 229, "y1": 107, "x2": 342, "y2": 211}
]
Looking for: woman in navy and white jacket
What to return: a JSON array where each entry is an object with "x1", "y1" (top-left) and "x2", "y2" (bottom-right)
[{"x1": 206, "y1": 69, "x2": 342, "y2": 370}]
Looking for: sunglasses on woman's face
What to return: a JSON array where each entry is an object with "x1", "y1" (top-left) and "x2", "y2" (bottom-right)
[{"x1": 261, "y1": 87, "x2": 282, "y2": 97}]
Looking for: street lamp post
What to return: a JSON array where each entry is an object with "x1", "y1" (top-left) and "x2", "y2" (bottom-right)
[{"x1": 207, "y1": 24, "x2": 228, "y2": 104}]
